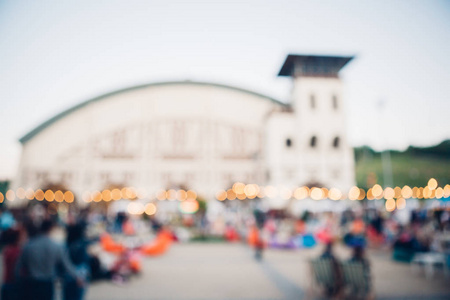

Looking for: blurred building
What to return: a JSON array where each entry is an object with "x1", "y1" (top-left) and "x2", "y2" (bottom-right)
[{"x1": 13, "y1": 54, "x2": 355, "y2": 206}]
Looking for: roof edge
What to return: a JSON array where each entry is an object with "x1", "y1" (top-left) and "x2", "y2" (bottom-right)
[{"x1": 19, "y1": 80, "x2": 287, "y2": 144}]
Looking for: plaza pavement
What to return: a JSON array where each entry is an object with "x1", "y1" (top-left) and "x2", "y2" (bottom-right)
[{"x1": 86, "y1": 243, "x2": 450, "y2": 300}]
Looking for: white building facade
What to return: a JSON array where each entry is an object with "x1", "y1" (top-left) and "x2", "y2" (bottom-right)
[{"x1": 13, "y1": 54, "x2": 355, "y2": 205}]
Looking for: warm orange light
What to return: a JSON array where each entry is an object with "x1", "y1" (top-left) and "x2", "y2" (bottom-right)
[
  {"x1": 35, "y1": 189, "x2": 44, "y2": 201},
  {"x1": 428, "y1": 178, "x2": 438, "y2": 190},
  {"x1": 145, "y1": 203, "x2": 157, "y2": 215},
  {"x1": 186, "y1": 190, "x2": 197, "y2": 200},
  {"x1": 401, "y1": 186, "x2": 413, "y2": 199},
  {"x1": 44, "y1": 190, "x2": 54, "y2": 202},
  {"x1": 328, "y1": 188, "x2": 342, "y2": 201},
  {"x1": 366, "y1": 188, "x2": 374, "y2": 200},
  {"x1": 384, "y1": 187, "x2": 395, "y2": 200},
  {"x1": 167, "y1": 189, "x2": 177, "y2": 201},
  {"x1": 156, "y1": 190, "x2": 167, "y2": 201},
  {"x1": 6, "y1": 190, "x2": 15, "y2": 201},
  {"x1": 435, "y1": 187, "x2": 444, "y2": 199},
  {"x1": 226, "y1": 189, "x2": 236, "y2": 200},
  {"x1": 394, "y1": 187, "x2": 402, "y2": 198},
  {"x1": 357, "y1": 189, "x2": 366, "y2": 200},
  {"x1": 396, "y1": 197, "x2": 406, "y2": 210},
  {"x1": 64, "y1": 191, "x2": 74, "y2": 203},
  {"x1": 0, "y1": 192, "x2": 4, "y2": 203},
  {"x1": 16, "y1": 187, "x2": 26, "y2": 199},
  {"x1": 177, "y1": 190, "x2": 187, "y2": 201},
  {"x1": 385, "y1": 198, "x2": 396, "y2": 212},
  {"x1": 372, "y1": 184, "x2": 383, "y2": 198},
  {"x1": 412, "y1": 187, "x2": 418, "y2": 198},
  {"x1": 244, "y1": 184, "x2": 258, "y2": 198},
  {"x1": 423, "y1": 186, "x2": 432, "y2": 198},
  {"x1": 444, "y1": 185, "x2": 450, "y2": 198},
  {"x1": 121, "y1": 187, "x2": 129, "y2": 199},
  {"x1": 310, "y1": 187, "x2": 323, "y2": 200},
  {"x1": 55, "y1": 190, "x2": 64, "y2": 202},
  {"x1": 321, "y1": 188, "x2": 329, "y2": 199},
  {"x1": 111, "y1": 189, "x2": 121, "y2": 200},
  {"x1": 92, "y1": 191, "x2": 102, "y2": 202},
  {"x1": 179, "y1": 199, "x2": 199, "y2": 214},
  {"x1": 237, "y1": 193, "x2": 246, "y2": 200},
  {"x1": 417, "y1": 187, "x2": 424, "y2": 199},
  {"x1": 126, "y1": 187, "x2": 137, "y2": 199},
  {"x1": 216, "y1": 190, "x2": 227, "y2": 201},
  {"x1": 232, "y1": 182, "x2": 245, "y2": 194},
  {"x1": 25, "y1": 188, "x2": 34, "y2": 200},
  {"x1": 102, "y1": 190, "x2": 112, "y2": 202},
  {"x1": 294, "y1": 187, "x2": 309, "y2": 200},
  {"x1": 348, "y1": 186, "x2": 360, "y2": 200},
  {"x1": 127, "y1": 202, "x2": 144, "y2": 215}
]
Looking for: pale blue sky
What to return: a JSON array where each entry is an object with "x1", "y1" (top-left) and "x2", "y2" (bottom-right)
[{"x1": 1, "y1": 0, "x2": 449, "y2": 179}]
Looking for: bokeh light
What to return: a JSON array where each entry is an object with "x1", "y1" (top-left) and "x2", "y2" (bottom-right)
[
  {"x1": 427, "y1": 178, "x2": 438, "y2": 190},
  {"x1": 385, "y1": 198, "x2": 396, "y2": 212},
  {"x1": 144, "y1": 203, "x2": 157, "y2": 215},
  {"x1": 64, "y1": 191, "x2": 74, "y2": 203},
  {"x1": 294, "y1": 187, "x2": 309, "y2": 200},
  {"x1": 54, "y1": 190, "x2": 64, "y2": 202},
  {"x1": 396, "y1": 197, "x2": 406, "y2": 210},
  {"x1": 348, "y1": 186, "x2": 360, "y2": 200},
  {"x1": 44, "y1": 190, "x2": 54, "y2": 202},
  {"x1": 35, "y1": 189, "x2": 45, "y2": 201}
]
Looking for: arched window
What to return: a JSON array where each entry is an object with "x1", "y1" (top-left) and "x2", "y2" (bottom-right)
[
  {"x1": 310, "y1": 94, "x2": 316, "y2": 109},
  {"x1": 310, "y1": 136, "x2": 317, "y2": 148},
  {"x1": 332, "y1": 95, "x2": 338, "y2": 110},
  {"x1": 333, "y1": 136, "x2": 340, "y2": 148},
  {"x1": 286, "y1": 138, "x2": 292, "y2": 148}
]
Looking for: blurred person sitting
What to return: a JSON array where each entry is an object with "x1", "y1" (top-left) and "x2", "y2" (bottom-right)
[
  {"x1": 15, "y1": 219, "x2": 83, "y2": 300},
  {"x1": 1, "y1": 228, "x2": 22, "y2": 300}
]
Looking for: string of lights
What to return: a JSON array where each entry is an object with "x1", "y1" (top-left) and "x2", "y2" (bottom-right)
[{"x1": 1, "y1": 178, "x2": 449, "y2": 212}]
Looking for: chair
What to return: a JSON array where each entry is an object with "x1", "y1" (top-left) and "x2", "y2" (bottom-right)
[
  {"x1": 341, "y1": 261, "x2": 373, "y2": 300},
  {"x1": 308, "y1": 258, "x2": 340, "y2": 299},
  {"x1": 411, "y1": 252, "x2": 448, "y2": 279}
]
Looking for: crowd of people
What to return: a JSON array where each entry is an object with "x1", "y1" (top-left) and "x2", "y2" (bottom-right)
[{"x1": 0, "y1": 201, "x2": 449, "y2": 300}]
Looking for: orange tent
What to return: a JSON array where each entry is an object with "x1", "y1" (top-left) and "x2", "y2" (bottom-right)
[
  {"x1": 100, "y1": 234, "x2": 126, "y2": 254},
  {"x1": 140, "y1": 230, "x2": 173, "y2": 256}
]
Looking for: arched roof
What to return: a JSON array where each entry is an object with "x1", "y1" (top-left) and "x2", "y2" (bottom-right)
[{"x1": 19, "y1": 80, "x2": 288, "y2": 144}]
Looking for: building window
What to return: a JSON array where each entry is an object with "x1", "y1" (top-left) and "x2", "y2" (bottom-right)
[
  {"x1": 310, "y1": 94, "x2": 316, "y2": 109},
  {"x1": 286, "y1": 138, "x2": 292, "y2": 148},
  {"x1": 332, "y1": 95, "x2": 338, "y2": 110},
  {"x1": 333, "y1": 137, "x2": 340, "y2": 148},
  {"x1": 310, "y1": 136, "x2": 317, "y2": 148}
]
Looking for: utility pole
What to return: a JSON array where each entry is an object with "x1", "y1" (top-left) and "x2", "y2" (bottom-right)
[{"x1": 377, "y1": 99, "x2": 393, "y2": 188}]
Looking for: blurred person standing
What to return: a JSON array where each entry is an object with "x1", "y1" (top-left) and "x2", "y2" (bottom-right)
[
  {"x1": 15, "y1": 219, "x2": 83, "y2": 300},
  {"x1": 63, "y1": 223, "x2": 93, "y2": 300},
  {"x1": 1, "y1": 228, "x2": 22, "y2": 300},
  {"x1": 253, "y1": 209, "x2": 266, "y2": 260}
]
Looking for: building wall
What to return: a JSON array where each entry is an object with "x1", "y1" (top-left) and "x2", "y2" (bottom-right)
[
  {"x1": 292, "y1": 76, "x2": 355, "y2": 191},
  {"x1": 14, "y1": 83, "x2": 283, "y2": 204},
  {"x1": 13, "y1": 78, "x2": 355, "y2": 207}
]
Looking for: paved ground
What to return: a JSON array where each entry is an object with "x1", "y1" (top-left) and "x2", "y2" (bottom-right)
[{"x1": 86, "y1": 243, "x2": 450, "y2": 300}]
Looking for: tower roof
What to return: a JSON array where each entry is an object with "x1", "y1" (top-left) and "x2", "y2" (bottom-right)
[{"x1": 278, "y1": 54, "x2": 354, "y2": 77}]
